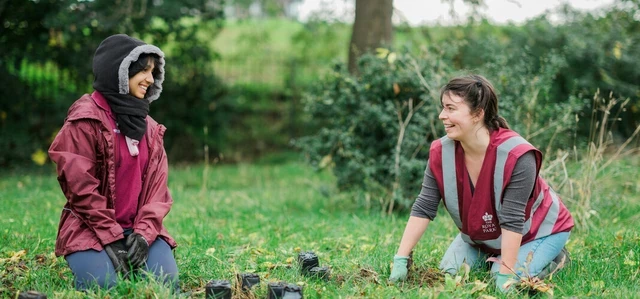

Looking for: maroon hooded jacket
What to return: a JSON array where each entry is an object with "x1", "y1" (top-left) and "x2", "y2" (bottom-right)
[{"x1": 49, "y1": 94, "x2": 177, "y2": 257}]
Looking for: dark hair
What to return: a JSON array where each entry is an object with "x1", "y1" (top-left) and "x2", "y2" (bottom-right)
[
  {"x1": 128, "y1": 53, "x2": 160, "y2": 79},
  {"x1": 440, "y1": 74, "x2": 509, "y2": 131}
]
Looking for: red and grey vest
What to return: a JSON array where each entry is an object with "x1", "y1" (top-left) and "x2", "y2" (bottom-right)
[{"x1": 429, "y1": 128, "x2": 574, "y2": 254}]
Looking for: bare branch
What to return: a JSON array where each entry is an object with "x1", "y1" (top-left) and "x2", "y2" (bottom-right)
[{"x1": 506, "y1": 0, "x2": 522, "y2": 8}]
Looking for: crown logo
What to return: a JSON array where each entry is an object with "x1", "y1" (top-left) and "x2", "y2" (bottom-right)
[{"x1": 482, "y1": 212, "x2": 493, "y2": 223}]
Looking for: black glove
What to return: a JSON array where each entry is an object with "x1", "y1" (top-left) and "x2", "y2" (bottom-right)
[
  {"x1": 126, "y1": 232, "x2": 149, "y2": 268},
  {"x1": 104, "y1": 240, "x2": 130, "y2": 277}
]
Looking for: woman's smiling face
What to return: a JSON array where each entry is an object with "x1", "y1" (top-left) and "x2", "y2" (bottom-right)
[
  {"x1": 128, "y1": 60, "x2": 155, "y2": 99},
  {"x1": 439, "y1": 92, "x2": 484, "y2": 142}
]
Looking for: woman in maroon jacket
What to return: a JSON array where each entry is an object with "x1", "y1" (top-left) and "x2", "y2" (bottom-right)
[{"x1": 49, "y1": 34, "x2": 178, "y2": 291}]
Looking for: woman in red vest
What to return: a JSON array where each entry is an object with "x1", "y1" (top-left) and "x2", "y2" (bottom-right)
[{"x1": 389, "y1": 75, "x2": 574, "y2": 293}]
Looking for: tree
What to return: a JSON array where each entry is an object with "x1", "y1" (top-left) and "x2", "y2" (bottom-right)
[{"x1": 347, "y1": 0, "x2": 393, "y2": 74}]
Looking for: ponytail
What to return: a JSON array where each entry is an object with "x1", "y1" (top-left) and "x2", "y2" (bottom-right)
[{"x1": 490, "y1": 115, "x2": 510, "y2": 130}]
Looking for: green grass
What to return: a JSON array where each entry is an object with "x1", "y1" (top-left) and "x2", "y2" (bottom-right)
[{"x1": 1, "y1": 156, "x2": 639, "y2": 298}]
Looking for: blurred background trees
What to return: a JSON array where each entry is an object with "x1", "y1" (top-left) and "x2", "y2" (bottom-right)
[
  {"x1": 1, "y1": 0, "x2": 638, "y2": 210},
  {"x1": 1, "y1": 0, "x2": 225, "y2": 165}
]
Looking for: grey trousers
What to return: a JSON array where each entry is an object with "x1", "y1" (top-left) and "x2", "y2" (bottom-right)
[{"x1": 65, "y1": 237, "x2": 179, "y2": 291}]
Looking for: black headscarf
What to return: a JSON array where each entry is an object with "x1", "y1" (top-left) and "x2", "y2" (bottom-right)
[{"x1": 92, "y1": 34, "x2": 165, "y2": 141}]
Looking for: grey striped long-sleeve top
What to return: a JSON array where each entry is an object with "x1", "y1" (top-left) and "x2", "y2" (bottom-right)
[{"x1": 410, "y1": 151, "x2": 536, "y2": 233}]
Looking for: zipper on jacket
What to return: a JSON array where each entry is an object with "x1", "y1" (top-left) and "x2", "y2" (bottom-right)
[
  {"x1": 114, "y1": 126, "x2": 120, "y2": 169},
  {"x1": 141, "y1": 125, "x2": 154, "y2": 184},
  {"x1": 101, "y1": 126, "x2": 115, "y2": 210}
]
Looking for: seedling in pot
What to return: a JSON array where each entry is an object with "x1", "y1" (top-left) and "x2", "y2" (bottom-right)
[
  {"x1": 205, "y1": 279, "x2": 232, "y2": 299},
  {"x1": 282, "y1": 284, "x2": 303, "y2": 299},
  {"x1": 267, "y1": 281, "x2": 287, "y2": 299},
  {"x1": 238, "y1": 273, "x2": 261, "y2": 291},
  {"x1": 307, "y1": 266, "x2": 331, "y2": 281},
  {"x1": 297, "y1": 251, "x2": 319, "y2": 273}
]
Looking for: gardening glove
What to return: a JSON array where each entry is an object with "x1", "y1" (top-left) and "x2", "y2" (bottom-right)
[
  {"x1": 104, "y1": 240, "x2": 130, "y2": 277},
  {"x1": 495, "y1": 272, "x2": 517, "y2": 293},
  {"x1": 126, "y1": 232, "x2": 149, "y2": 269},
  {"x1": 389, "y1": 255, "x2": 409, "y2": 282}
]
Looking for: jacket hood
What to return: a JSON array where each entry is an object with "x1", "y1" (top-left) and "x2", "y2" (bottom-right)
[{"x1": 92, "y1": 34, "x2": 165, "y2": 103}]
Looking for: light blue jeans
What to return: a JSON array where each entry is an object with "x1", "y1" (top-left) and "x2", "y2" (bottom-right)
[
  {"x1": 439, "y1": 232, "x2": 570, "y2": 277},
  {"x1": 65, "y1": 237, "x2": 179, "y2": 291}
]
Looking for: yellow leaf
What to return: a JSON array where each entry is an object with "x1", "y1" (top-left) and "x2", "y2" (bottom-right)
[
  {"x1": 360, "y1": 244, "x2": 375, "y2": 251},
  {"x1": 590, "y1": 280, "x2": 605, "y2": 289},
  {"x1": 393, "y1": 83, "x2": 400, "y2": 95},
  {"x1": 0, "y1": 250, "x2": 26, "y2": 263},
  {"x1": 623, "y1": 259, "x2": 636, "y2": 266},
  {"x1": 387, "y1": 52, "x2": 397, "y2": 64},
  {"x1": 613, "y1": 41, "x2": 622, "y2": 59},
  {"x1": 375, "y1": 48, "x2": 389, "y2": 58},
  {"x1": 294, "y1": 247, "x2": 301, "y2": 253},
  {"x1": 470, "y1": 280, "x2": 488, "y2": 294},
  {"x1": 286, "y1": 257, "x2": 294, "y2": 264},
  {"x1": 205, "y1": 247, "x2": 216, "y2": 257},
  {"x1": 31, "y1": 149, "x2": 47, "y2": 166},
  {"x1": 534, "y1": 284, "x2": 551, "y2": 292},
  {"x1": 319, "y1": 155, "x2": 332, "y2": 169}
]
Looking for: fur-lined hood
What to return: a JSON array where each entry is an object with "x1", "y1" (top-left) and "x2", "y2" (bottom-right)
[{"x1": 92, "y1": 34, "x2": 165, "y2": 103}]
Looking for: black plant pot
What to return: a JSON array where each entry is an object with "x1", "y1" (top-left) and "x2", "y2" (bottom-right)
[
  {"x1": 282, "y1": 284, "x2": 303, "y2": 299},
  {"x1": 297, "y1": 251, "x2": 319, "y2": 273},
  {"x1": 307, "y1": 266, "x2": 331, "y2": 280},
  {"x1": 18, "y1": 291, "x2": 47, "y2": 299},
  {"x1": 238, "y1": 273, "x2": 260, "y2": 291},
  {"x1": 205, "y1": 279, "x2": 232, "y2": 299},
  {"x1": 267, "y1": 281, "x2": 286, "y2": 299}
]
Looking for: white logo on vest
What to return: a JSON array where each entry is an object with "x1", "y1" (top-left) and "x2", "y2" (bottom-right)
[{"x1": 482, "y1": 212, "x2": 497, "y2": 233}]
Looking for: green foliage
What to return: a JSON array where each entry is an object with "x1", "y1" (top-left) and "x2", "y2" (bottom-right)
[
  {"x1": 296, "y1": 42, "x2": 585, "y2": 210},
  {"x1": 503, "y1": 5, "x2": 640, "y2": 139},
  {"x1": 297, "y1": 50, "x2": 454, "y2": 211},
  {"x1": 203, "y1": 83, "x2": 299, "y2": 162},
  {"x1": 447, "y1": 3, "x2": 640, "y2": 139},
  {"x1": 2, "y1": 0, "x2": 640, "y2": 168},
  {"x1": 0, "y1": 0, "x2": 225, "y2": 167},
  {"x1": 480, "y1": 45, "x2": 586, "y2": 150},
  {"x1": 0, "y1": 59, "x2": 80, "y2": 166}
]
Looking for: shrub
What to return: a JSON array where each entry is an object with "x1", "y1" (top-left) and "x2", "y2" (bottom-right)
[
  {"x1": 298, "y1": 44, "x2": 587, "y2": 212},
  {"x1": 297, "y1": 49, "x2": 454, "y2": 212}
]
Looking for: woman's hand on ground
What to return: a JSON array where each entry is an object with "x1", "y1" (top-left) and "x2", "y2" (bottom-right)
[
  {"x1": 495, "y1": 272, "x2": 517, "y2": 293},
  {"x1": 389, "y1": 255, "x2": 409, "y2": 282}
]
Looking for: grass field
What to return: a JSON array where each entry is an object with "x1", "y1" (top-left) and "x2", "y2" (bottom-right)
[{"x1": 1, "y1": 155, "x2": 639, "y2": 298}]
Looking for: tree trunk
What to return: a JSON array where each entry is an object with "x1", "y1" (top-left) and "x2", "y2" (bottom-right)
[{"x1": 348, "y1": 0, "x2": 394, "y2": 74}]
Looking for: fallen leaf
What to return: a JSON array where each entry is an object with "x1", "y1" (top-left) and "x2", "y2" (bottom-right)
[
  {"x1": 470, "y1": 280, "x2": 488, "y2": 294},
  {"x1": 0, "y1": 250, "x2": 26, "y2": 263},
  {"x1": 205, "y1": 247, "x2": 216, "y2": 257}
]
